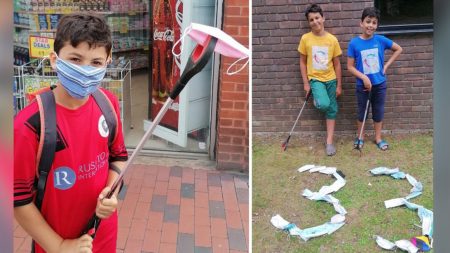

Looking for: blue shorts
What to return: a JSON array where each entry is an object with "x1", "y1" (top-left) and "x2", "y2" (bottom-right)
[{"x1": 356, "y1": 82, "x2": 387, "y2": 123}]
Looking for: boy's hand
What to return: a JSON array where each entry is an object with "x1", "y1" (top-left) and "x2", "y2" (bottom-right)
[
  {"x1": 304, "y1": 83, "x2": 311, "y2": 96},
  {"x1": 336, "y1": 85, "x2": 342, "y2": 97},
  {"x1": 96, "y1": 187, "x2": 118, "y2": 219},
  {"x1": 362, "y1": 76, "x2": 372, "y2": 91},
  {"x1": 58, "y1": 234, "x2": 93, "y2": 253}
]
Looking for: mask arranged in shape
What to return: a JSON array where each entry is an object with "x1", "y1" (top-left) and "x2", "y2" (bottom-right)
[
  {"x1": 55, "y1": 56, "x2": 106, "y2": 99},
  {"x1": 173, "y1": 23, "x2": 250, "y2": 75}
]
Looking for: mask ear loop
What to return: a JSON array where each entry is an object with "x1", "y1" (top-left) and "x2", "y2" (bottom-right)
[
  {"x1": 172, "y1": 25, "x2": 192, "y2": 58},
  {"x1": 226, "y1": 56, "x2": 249, "y2": 75}
]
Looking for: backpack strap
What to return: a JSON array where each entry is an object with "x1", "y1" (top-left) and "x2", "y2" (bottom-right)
[
  {"x1": 91, "y1": 89, "x2": 118, "y2": 148},
  {"x1": 35, "y1": 90, "x2": 57, "y2": 211}
]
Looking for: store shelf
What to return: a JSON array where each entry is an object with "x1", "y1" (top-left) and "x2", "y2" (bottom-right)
[
  {"x1": 14, "y1": 10, "x2": 148, "y2": 15},
  {"x1": 13, "y1": 2, "x2": 150, "y2": 72},
  {"x1": 113, "y1": 46, "x2": 149, "y2": 53},
  {"x1": 14, "y1": 24, "x2": 31, "y2": 29},
  {"x1": 111, "y1": 27, "x2": 149, "y2": 33},
  {"x1": 131, "y1": 65, "x2": 149, "y2": 70},
  {"x1": 13, "y1": 42, "x2": 29, "y2": 48}
]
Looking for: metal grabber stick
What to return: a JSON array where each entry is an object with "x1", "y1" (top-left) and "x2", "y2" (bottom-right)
[
  {"x1": 354, "y1": 90, "x2": 372, "y2": 156},
  {"x1": 281, "y1": 91, "x2": 311, "y2": 151},
  {"x1": 82, "y1": 36, "x2": 218, "y2": 238}
]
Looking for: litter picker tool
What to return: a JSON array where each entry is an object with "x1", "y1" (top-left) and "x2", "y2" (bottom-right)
[
  {"x1": 354, "y1": 90, "x2": 371, "y2": 156},
  {"x1": 281, "y1": 91, "x2": 311, "y2": 151},
  {"x1": 81, "y1": 36, "x2": 218, "y2": 238}
]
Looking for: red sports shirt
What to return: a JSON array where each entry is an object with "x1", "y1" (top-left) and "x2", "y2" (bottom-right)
[{"x1": 14, "y1": 88, "x2": 128, "y2": 253}]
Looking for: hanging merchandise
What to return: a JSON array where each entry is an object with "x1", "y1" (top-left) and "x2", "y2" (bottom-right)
[
  {"x1": 271, "y1": 164, "x2": 347, "y2": 241},
  {"x1": 370, "y1": 167, "x2": 433, "y2": 252},
  {"x1": 150, "y1": 0, "x2": 182, "y2": 131}
]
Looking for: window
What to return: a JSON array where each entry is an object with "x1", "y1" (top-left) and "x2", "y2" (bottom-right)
[{"x1": 374, "y1": 0, "x2": 433, "y2": 34}]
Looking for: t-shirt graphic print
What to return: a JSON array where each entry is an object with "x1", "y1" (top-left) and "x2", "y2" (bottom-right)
[
  {"x1": 361, "y1": 48, "x2": 380, "y2": 75},
  {"x1": 312, "y1": 46, "x2": 328, "y2": 70}
]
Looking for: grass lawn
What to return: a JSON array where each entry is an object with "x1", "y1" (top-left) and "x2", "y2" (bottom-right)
[{"x1": 252, "y1": 133, "x2": 433, "y2": 253}]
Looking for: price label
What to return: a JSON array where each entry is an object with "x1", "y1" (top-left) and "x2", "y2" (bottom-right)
[{"x1": 29, "y1": 36, "x2": 54, "y2": 58}]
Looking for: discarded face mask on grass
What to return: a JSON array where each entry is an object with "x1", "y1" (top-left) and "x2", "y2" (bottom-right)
[
  {"x1": 370, "y1": 167, "x2": 433, "y2": 252},
  {"x1": 270, "y1": 164, "x2": 347, "y2": 241},
  {"x1": 270, "y1": 214, "x2": 345, "y2": 242}
]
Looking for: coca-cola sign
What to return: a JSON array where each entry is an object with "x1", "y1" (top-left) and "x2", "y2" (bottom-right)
[{"x1": 153, "y1": 29, "x2": 174, "y2": 42}]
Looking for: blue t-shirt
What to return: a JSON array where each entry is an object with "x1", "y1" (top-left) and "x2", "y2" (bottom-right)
[{"x1": 347, "y1": 34, "x2": 393, "y2": 86}]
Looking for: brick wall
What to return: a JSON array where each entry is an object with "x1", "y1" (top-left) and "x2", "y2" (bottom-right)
[
  {"x1": 252, "y1": 1, "x2": 433, "y2": 137},
  {"x1": 216, "y1": 0, "x2": 249, "y2": 172}
]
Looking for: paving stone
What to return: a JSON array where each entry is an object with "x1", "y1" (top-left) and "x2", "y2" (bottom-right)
[
  {"x1": 227, "y1": 228, "x2": 247, "y2": 251},
  {"x1": 177, "y1": 233, "x2": 194, "y2": 253},
  {"x1": 181, "y1": 183, "x2": 195, "y2": 198},
  {"x1": 194, "y1": 246, "x2": 213, "y2": 253},
  {"x1": 151, "y1": 195, "x2": 167, "y2": 212},
  {"x1": 236, "y1": 188, "x2": 249, "y2": 204},
  {"x1": 207, "y1": 174, "x2": 222, "y2": 186},
  {"x1": 209, "y1": 201, "x2": 226, "y2": 219},
  {"x1": 170, "y1": 166, "x2": 183, "y2": 177},
  {"x1": 164, "y1": 204, "x2": 180, "y2": 223}
]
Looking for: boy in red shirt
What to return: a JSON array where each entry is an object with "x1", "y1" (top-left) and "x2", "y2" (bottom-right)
[{"x1": 14, "y1": 13, "x2": 128, "y2": 253}]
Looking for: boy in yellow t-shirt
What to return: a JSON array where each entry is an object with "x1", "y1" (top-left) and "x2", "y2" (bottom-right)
[{"x1": 298, "y1": 3, "x2": 342, "y2": 156}]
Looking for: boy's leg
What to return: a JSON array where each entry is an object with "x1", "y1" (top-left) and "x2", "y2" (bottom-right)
[
  {"x1": 355, "y1": 86, "x2": 369, "y2": 141},
  {"x1": 374, "y1": 121, "x2": 383, "y2": 143},
  {"x1": 324, "y1": 80, "x2": 338, "y2": 145},
  {"x1": 326, "y1": 119, "x2": 335, "y2": 145},
  {"x1": 371, "y1": 82, "x2": 387, "y2": 147},
  {"x1": 310, "y1": 80, "x2": 331, "y2": 112},
  {"x1": 324, "y1": 80, "x2": 338, "y2": 155}
]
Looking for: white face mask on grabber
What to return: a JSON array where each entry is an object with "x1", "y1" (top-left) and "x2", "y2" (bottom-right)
[{"x1": 172, "y1": 23, "x2": 250, "y2": 75}]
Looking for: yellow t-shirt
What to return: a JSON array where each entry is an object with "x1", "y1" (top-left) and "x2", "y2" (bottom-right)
[{"x1": 298, "y1": 32, "x2": 342, "y2": 82}]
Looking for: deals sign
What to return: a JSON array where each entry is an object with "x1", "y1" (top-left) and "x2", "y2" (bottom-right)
[{"x1": 29, "y1": 36, "x2": 54, "y2": 58}]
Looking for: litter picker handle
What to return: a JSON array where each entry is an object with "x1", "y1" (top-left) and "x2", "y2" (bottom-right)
[
  {"x1": 305, "y1": 90, "x2": 312, "y2": 101},
  {"x1": 81, "y1": 36, "x2": 218, "y2": 239},
  {"x1": 169, "y1": 36, "x2": 217, "y2": 99}
]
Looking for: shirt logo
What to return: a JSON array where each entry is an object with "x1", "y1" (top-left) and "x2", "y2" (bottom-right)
[
  {"x1": 361, "y1": 48, "x2": 380, "y2": 75},
  {"x1": 312, "y1": 46, "x2": 328, "y2": 70},
  {"x1": 98, "y1": 115, "x2": 109, "y2": 138},
  {"x1": 53, "y1": 167, "x2": 76, "y2": 190}
]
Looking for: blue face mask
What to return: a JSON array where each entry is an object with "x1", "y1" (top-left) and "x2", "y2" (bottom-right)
[{"x1": 55, "y1": 55, "x2": 107, "y2": 99}]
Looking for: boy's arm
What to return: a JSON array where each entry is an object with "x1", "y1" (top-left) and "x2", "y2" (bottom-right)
[
  {"x1": 347, "y1": 57, "x2": 372, "y2": 91},
  {"x1": 383, "y1": 42, "x2": 403, "y2": 74},
  {"x1": 15, "y1": 204, "x2": 93, "y2": 253},
  {"x1": 106, "y1": 161, "x2": 126, "y2": 197},
  {"x1": 299, "y1": 53, "x2": 310, "y2": 96},
  {"x1": 333, "y1": 56, "x2": 342, "y2": 97}
]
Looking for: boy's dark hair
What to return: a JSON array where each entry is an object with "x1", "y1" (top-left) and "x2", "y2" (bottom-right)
[
  {"x1": 54, "y1": 13, "x2": 112, "y2": 56},
  {"x1": 305, "y1": 4, "x2": 323, "y2": 19},
  {"x1": 361, "y1": 7, "x2": 380, "y2": 21}
]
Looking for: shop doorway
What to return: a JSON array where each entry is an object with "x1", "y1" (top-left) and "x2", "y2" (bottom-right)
[{"x1": 124, "y1": 0, "x2": 222, "y2": 157}]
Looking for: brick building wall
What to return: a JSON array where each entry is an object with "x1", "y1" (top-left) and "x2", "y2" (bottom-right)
[
  {"x1": 216, "y1": 0, "x2": 249, "y2": 172},
  {"x1": 252, "y1": 1, "x2": 433, "y2": 137}
]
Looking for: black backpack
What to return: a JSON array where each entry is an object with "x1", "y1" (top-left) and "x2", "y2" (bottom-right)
[{"x1": 34, "y1": 88, "x2": 118, "y2": 210}]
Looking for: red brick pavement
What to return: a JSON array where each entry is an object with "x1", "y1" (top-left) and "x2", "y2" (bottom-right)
[{"x1": 13, "y1": 164, "x2": 249, "y2": 253}]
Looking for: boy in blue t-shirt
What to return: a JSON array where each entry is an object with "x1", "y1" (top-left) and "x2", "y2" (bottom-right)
[{"x1": 347, "y1": 7, "x2": 402, "y2": 151}]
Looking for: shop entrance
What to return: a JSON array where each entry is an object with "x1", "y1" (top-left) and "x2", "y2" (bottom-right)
[{"x1": 125, "y1": 0, "x2": 221, "y2": 157}]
